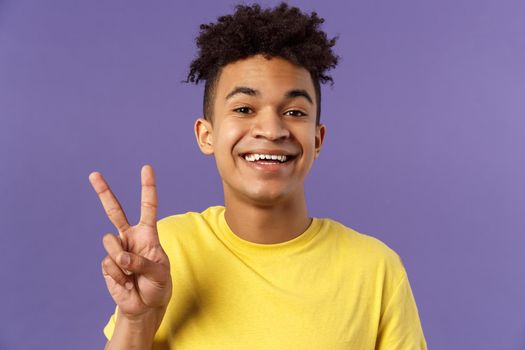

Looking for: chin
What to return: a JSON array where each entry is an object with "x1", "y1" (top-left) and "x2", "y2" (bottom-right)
[{"x1": 242, "y1": 186, "x2": 294, "y2": 206}]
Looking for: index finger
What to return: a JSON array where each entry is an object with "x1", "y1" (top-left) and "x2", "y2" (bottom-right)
[
  {"x1": 139, "y1": 164, "x2": 158, "y2": 228},
  {"x1": 89, "y1": 171, "x2": 131, "y2": 235}
]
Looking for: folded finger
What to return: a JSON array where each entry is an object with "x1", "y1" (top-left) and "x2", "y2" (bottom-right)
[
  {"x1": 116, "y1": 251, "x2": 169, "y2": 285},
  {"x1": 102, "y1": 233, "x2": 132, "y2": 275},
  {"x1": 101, "y1": 256, "x2": 134, "y2": 290}
]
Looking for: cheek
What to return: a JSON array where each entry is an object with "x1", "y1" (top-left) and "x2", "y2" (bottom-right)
[
  {"x1": 224, "y1": 125, "x2": 245, "y2": 144},
  {"x1": 294, "y1": 127, "x2": 318, "y2": 154},
  {"x1": 213, "y1": 122, "x2": 246, "y2": 158}
]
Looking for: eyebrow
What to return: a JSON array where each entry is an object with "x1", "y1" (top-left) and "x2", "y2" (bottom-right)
[
  {"x1": 225, "y1": 86, "x2": 258, "y2": 100},
  {"x1": 225, "y1": 86, "x2": 313, "y2": 105},
  {"x1": 286, "y1": 89, "x2": 313, "y2": 104}
]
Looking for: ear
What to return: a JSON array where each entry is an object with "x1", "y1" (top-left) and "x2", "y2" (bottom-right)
[
  {"x1": 194, "y1": 117, "x2": 214, "y2": 155},
  {"x1": 314, "y1": 124, "x2": 326, "y2": 159}
]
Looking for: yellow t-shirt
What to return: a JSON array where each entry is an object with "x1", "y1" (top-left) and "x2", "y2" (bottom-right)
[{"x1": 104, "y1": 206, "x2": 427, "y2": 349}]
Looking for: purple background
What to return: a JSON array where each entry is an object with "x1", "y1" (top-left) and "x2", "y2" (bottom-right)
[{"x1": 1, "y1": 0, "x2": 524, "y2": 349}]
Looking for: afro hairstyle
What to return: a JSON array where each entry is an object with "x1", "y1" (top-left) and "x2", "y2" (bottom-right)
[{"x1": 186, "y1": 2, "x2": 339, "y2": 124}]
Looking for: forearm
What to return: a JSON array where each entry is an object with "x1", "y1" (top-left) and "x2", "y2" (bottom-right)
[{"x1": 105, "y1": 309, "x2": 164, "y2": 350}]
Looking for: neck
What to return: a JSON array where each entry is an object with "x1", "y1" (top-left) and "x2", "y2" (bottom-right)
[{"x1": 223, "y1": 190, "x2": 311, "y2": 244}]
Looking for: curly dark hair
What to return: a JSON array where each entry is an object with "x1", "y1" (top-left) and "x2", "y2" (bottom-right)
[{"x1": 186, "y1": 2, "x2": 339, "y2": 125}]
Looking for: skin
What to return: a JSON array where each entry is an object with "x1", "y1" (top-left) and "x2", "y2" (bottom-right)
[
  {"x1": 195, "y1": 54, "x2": 326, "y2": 244},
  {"x1": 89, "y1": 166, "x2": 171, "y2": 349},
  {"x1": 90, "y1": 54, "x2": 325, "y2": 348}
]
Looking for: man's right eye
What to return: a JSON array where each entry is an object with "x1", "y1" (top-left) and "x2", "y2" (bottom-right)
[{"x1": 233, "y1": 107, "x2": 253, "y2": 114}]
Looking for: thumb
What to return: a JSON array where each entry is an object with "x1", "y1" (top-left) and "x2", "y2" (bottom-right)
[{"x1": 117, "y1": 252, "x2": 169, "y2": 285}]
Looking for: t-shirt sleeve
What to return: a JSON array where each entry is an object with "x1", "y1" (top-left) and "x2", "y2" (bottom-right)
[
  {"x1": 101, "y1": 215, "x2": 195, "y2": 345},
  {"x1": 375, "y1": 273, "x2": 427, "y2": 350},
  {"x1": 103, "y1": 306, "x2": 118, "y2": 340},
  {"x1": 102, "y1": 306, "x2": 171, "y2": 350}
]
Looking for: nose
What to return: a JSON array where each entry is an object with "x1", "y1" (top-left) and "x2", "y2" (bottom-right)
[{"x1": 251, "y1": 109, "x2": 290, "y2": 141}]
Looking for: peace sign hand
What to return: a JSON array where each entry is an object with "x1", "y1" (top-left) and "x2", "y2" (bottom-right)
[{"x1": 89, "y1": 165, "x2": 172, "y2": 323}]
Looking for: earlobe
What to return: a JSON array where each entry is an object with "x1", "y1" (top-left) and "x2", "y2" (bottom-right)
[
  {"x1": 194, "y1": 118, "x2": 214, "y2": 155},
  {"x1": 314, "y1": 124, "x2": 326, "y2": 159}
]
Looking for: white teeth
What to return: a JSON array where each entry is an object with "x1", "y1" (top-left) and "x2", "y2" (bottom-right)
[{"x1": 243, "y1": 153, "x2": 289, "y2": 163}]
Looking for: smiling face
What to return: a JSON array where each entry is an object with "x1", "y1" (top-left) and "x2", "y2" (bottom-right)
[{"x1": 195, "y1": 54, "x2": 325, "y2": 207}]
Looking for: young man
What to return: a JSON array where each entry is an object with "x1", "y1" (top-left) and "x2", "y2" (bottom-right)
[{"x1": 89, "y1": 3, "x2": 427, "y2": 349}]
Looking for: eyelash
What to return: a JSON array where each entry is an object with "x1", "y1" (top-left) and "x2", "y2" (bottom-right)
[
  {"x1": 233, "y1": 107, "x2": 307, "y2": 117},
  {"x1": 234, "y1": 107, "x2": 253, "y2": 114},
  {"x1": 285, "y1": 110, "x2": 307, "y2": 117}
]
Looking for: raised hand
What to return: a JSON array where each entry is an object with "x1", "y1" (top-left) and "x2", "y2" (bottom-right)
[{"x1": 89, "y1": 165, "x2": 172, "y2": 322}]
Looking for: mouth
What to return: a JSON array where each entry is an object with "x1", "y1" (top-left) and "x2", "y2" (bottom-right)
[{"x1": 240, "y1": 152, "x2": 297, "y2": 164}]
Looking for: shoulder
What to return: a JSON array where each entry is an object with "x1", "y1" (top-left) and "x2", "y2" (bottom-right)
[
  {"x1": 155, "y1": 206, "x2": 223, "y2": 246},
  {"x1": 158, "y1": 205, "x2": 222, "y2": 229},
  {"x1": 322, "y1": 218, "x2": 399, "y2": 256},
  {"x1": 321, "y1": 218, "x2": 407, "y2": 277}
]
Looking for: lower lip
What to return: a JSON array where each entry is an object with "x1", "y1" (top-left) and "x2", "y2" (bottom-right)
[{"x1": 240, "y1": 156, "x2": 295, "y2": 173}]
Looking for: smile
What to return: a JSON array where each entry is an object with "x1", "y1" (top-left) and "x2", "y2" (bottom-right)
[
  {"x1": 242, "y1": 153, "x2": 290, "y2": 163},
  {"x1": 239, "y1": 152, "x2": 297, "y2": 173}
]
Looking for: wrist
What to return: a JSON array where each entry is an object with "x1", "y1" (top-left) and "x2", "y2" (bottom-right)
[
  {"x1": 109, "y1": 308, "x2": 167, "y2": 350},
  {"x1": 117, "y1": 307, "x2": 166, "y2": 333}
]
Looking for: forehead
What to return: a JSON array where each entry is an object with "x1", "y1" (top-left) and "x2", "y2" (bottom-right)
[{"x1": 215, "y1": 55, "x2": 315, "y2": 98}]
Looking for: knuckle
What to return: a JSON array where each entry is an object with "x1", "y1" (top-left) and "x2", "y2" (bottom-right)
[
  {"x1": 101, "y1": 256, "x2": 112, "y2": 271},
  {"x1": 138, "y1": 220, "x2": 155, "y2": 229},
  {"x1": 134, "y1": 256, "x2": 146, "y2": 271},
  {"x1": 141, "y1": 201, "x2": 158, "y2": 209},
  {"x1": 117, "y1": 223, "x2": 130, "y2": 233},
  {"x1": 113, "y1": 273, "x2": 127, "y2": 285},
  {"x1": 104, "y1": 206, "x2": 120, "y2": 218},
  {"x1": 96, "y1": 186, "x2": 110, "y2": 196},
  {"x1": 102, "y1": 233, "x2": 114, "y2": 244},
  {"x1": 101, "y1": 258, "x2": 127, "y2": 285}
]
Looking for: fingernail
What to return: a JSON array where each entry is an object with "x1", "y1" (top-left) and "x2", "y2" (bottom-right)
[
  {"x1": 120, "y1": 253, "x2": 130, "y2": 266},
  {"x1": 125, "y1": 281, "x2": 133, "y2": 290}
]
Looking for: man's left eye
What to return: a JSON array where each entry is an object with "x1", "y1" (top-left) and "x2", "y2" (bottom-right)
[{"x1": 284, "y1": 110, "x2": 306, "y2": 117}]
